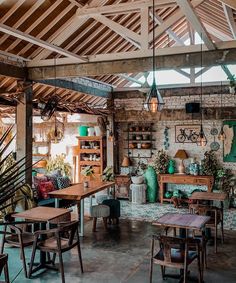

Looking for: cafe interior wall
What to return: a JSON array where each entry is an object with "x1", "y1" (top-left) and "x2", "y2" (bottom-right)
[{"x1": 114, "y1": 93, "x2": 236, "y2": 175}]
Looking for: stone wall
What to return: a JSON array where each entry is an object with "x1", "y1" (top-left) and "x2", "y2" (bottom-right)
[{"x1": 114, "y1": 91, "x2": 236, "y2": 174}]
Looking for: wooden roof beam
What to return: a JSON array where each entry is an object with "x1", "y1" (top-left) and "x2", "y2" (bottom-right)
[
  {"x1": 0, "y1": 62, "x2": 25, "y2": 79},
  {"x1": 223, "y1": 4, "x2": 236, "y2": 39},
  {"x1": 175, "y1": 0, "x2": 215, "y2": 50},
  {"x1": 219, "y1": 0, "x2": 236, "y2": 10},
  {"x1": 0, "y1": 24, "x2": 88, "y2": 62},
  {"x1": 37, "y1": 78, "x2": 112, "y2": 98},
  {"x1": 28, "y1": 46, "x2": 236, "y2": 79}
]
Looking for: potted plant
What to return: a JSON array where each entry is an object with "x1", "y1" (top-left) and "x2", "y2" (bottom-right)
[
  {"x1": 151, "y1": 150, "x2": 169, "y2": 174},
  {"x1": 81, "y1": 165, "x2": 94, "y2": 188},
  {"x1": 46, "y1": 154, "x2": 72, "y2": 177},
  {"x1": 202, "y1": 150, "x2": 219, "y2": 176},
  {"x1": 102, "y1": 166, "x2": 114, "y2": 182}
]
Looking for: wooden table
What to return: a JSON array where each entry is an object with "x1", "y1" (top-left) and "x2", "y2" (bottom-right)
[
  {"x1": 153, "y1": 213, "x2": 210, "y2": 232},
  {"x1": 49, "y1": 180, "x2": 115, "y2": 236},
  {"x1": 158, "y1": 174, "x2": 214, "y2": 204},
  {"x1": 12, "y1": 207, "x2": 70, "y2": 275},
  {"x1": 190, "y1": 192, "x2": 227, "y2": 202}
]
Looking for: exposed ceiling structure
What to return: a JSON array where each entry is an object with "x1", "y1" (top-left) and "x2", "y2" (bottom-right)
[{"x1": 0, "y1": 0, "x2": 236, "y2": 111}]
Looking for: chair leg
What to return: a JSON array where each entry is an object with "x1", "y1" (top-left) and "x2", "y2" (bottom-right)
[
  {"x1": 19, "y1": 236, "x2": 28, "y2": 278},
  {"x1": 92, "y1": 217, "x2": 97, "y2": 232},
  {"x1": 103, "y1": 217, "x2": 108, "y2": 231},
  {"x1": 214, "y1": 228, "x2": 217, "y2": 253},
  {"x1": 58, "y1": 250, "x2": 65, "y2": 283},
  {"x1": 77, "y1": 243, "x2": 84, "y2": 273},
  {"x1": 197, "y1": 254, "x2": 202, "y2": 283},
  {"x1": 28, "y1": 238, "x2": 38, "y2": 278},
  {"x1": 4, "y1": 261, "x2": 10, "y2": 283},
  {"x1": 149, "y1": 258, "x2": 153, "y2": 283},
  {"x1": 161, "y1": 266, "x2": 165, "y2": 279},
  {"x1": 52, "y1": 253, "x2": 57, "y2": 265},
  {"x1": 221, "y1": 221, "x2": 224, "y2": 244}
]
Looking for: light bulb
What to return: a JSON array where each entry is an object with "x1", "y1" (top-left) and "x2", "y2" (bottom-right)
[
  {"x1": 218, "y1": 126, "x2": 226, "y2": 141},
  {"x1": 150, "y1": 97, "x2": 158, "y2": 113},
  {"x1": 196, "y1": 126, "x2": 207, "y2": 147}
]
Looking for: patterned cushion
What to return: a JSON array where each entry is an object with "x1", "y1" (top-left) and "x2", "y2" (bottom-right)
[
  {"x1": 57, "y1": 176, "x2": 71, "y2": 189},
  {"x1": 38, "y1": 181, "x2": 55, "y2": 199},
  {"x1": 33, "y1": 176, "x2": 48, "y2": 194},
  {"x1": 46, "y1": 174, "x2": 59, "y2": 189}
]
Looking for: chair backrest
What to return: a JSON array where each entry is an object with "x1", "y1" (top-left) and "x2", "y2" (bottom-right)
[
  {"x1": 0, "y1": 254, "x2": 8, "y2": 275},
  {"x1": 158, "y1": 235, "x2": 186, "y2": 264},
  {"x1": 56, "y1": 220, "x2": 79, "y2": 247}
]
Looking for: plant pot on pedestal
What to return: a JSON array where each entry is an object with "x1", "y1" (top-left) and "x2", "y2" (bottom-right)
[{"x1": 144, "y1": 166, "x2": 158, "y2": 203}]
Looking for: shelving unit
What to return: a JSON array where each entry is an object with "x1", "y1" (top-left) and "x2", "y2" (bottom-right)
[
  {"x1": 32, "y1": 141, "x2": 51, "y2": 169},
  {"x1": 125, "y1": 123, "x2": 155, "y2": 158},
  {"x1": 77, "y1": 136, "x2": 106, "y2": 182}
]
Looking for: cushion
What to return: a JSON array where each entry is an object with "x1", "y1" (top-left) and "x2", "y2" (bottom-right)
[
  {"x1": 57, "y1": 176, "x2": 71, "y2": 189},
  {"x1": 90, "y1": 205, "x2": 110, "y2": 218},
  {"x1": 46, "y1": 174, "x2": 59, "y2": 189},
  {"x1": 102, "y1": 199, "x2": 120, "y2": 218},
  {"x1": 33, "y1": 176, "x2": 48, "y2": 189},
  {"x1": 38, "y1": 181, "x2": 55, "y2": 199}
]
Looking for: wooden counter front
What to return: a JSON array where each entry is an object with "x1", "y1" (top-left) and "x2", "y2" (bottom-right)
[{"x1": 158, "y1": 174, "x2": 214, "y2": 204}]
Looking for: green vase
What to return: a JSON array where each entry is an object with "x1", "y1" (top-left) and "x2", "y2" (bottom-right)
[
  {"x1": 168, "y1": 160, "x2": 175, "y2": 174},
  {"x1": 144, "y1": 166, "x2": 158, "y2": 203}
]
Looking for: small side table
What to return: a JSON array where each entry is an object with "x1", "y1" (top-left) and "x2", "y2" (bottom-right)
[
  {"x1": 115, "y1": 175, "x2": 131, "y2": 199},
  {"x1": 130, "y1": 184, "x2": 147, "y2": 204}
]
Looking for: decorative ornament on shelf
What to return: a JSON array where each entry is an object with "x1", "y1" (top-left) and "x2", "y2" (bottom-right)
[
  {"x1": 210, "y1": 127, "x2": 220, "y2": 151},
  {"x1": 143, "y1": 0, "x2": 164, "y2": 113},
  {"x1": 167, "y1": 160, "x2": 175, "y2": 174},
  {"x1": 174, "y1": 149, "x2": 188, "y2": 174}
]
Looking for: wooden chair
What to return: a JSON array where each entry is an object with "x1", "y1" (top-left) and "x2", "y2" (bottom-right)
[
  {"x1": 0, "y1": 213, "x2": 36, "y2": 278},
  {"x1": 0, "y1": 254, "x2": 10, "y2": 283},
  {"x1": 149, "y1": 235, "x2": 202, "y2": 283},
  {"x1": 28, "y1": 220, "x2": 83, "y2": 283},
  {"x1": 189, "y1": 204, "x2": 223, "y2": 253}
]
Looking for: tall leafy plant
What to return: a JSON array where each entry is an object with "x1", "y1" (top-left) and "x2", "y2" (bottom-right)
[{"x1": 0, "y1": 126, "x2": 33, "y2": 213}]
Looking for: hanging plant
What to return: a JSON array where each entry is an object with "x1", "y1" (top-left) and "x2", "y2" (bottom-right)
[{"x1": 151, "y1": 150, "x2": 169, "y2": 174}]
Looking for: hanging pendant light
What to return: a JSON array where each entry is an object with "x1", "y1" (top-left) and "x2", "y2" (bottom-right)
[
  {"x1": 218, "y1": 81, "x2": 226, "y2": 141},
  {"x1": 144, "y1": 0, "x2": 164, "y2": 113},
  {"x1": 196, "y1": 35, "x2": 207, "y2": 147}
]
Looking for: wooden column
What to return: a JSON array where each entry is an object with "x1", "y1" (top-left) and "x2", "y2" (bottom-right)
[{"x1": 16, "y1": 81, "x2": 33, "y2": 186}]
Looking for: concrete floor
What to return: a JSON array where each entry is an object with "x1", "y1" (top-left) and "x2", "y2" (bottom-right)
[{"x1": 1, "y1": 219, "x2": 236, "y2": 283}]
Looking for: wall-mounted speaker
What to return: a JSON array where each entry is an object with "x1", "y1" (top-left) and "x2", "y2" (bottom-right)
[{"x1": 185, "y1": 102, "x2": 200, "y2": 113}]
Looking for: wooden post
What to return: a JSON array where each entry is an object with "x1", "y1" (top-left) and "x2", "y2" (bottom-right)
[{"x1": 16, "y1": 81, "x2": 33, "y2": 186}]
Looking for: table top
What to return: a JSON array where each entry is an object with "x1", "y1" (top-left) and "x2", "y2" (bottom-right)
[
  {"x1": 153, "y1": 213, "x2": 210, "y2": 230},
  {"x1": 12, "y1": 207, "x2": 70, "y2": 222},
  {"x1": 48, "y1": 181, "x2": 115, "y2": 201},
  {"x1": 190, "y1": 192, "x2": 227, "y2": 201}
]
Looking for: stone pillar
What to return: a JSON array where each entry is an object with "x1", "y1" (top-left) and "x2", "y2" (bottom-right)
[{"x1": 16, "y1": 81, "x2": 33, "y2": 186}]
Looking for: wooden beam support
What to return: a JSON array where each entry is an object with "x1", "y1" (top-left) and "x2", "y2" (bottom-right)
[
  {"x1": 28, "y1": 47, "x2": 236, "y2": 79},
  {"x1": 223, "y1": 4, "x2": 236, "y2": 39},
  {"x1": 0, "y1": 23, "x2": 88, "y2": 62},
  {"x1": 16, "y1": 81, "x2": 33, "y2": 186},
  {"x1": 219, "y1": 0, "x2": 236, "y2": 10},
  {"x1": 176, "y1": 0, "x2": 215, "y2": 50},
  {"x1": 0, "y1": 62, "x2": 26, "y2": 79},
  {"x1": 37, "y1": 78, "x2": 112, "y2": 98}
]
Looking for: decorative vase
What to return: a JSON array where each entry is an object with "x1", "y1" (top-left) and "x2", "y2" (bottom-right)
[
  {"x1": 189, "y1": 158, "x2": 199, "y2": 175},
  {"x1": 168, "y1": 160, "x2": 175, "y2": 174},
  {"x1": 83, "y1": 181, "x2": 89, "y2": 188},
  {"x1": 88, "y1": 127, "x2": 95, "y2": 136},
  {"x1": 144, "y1": 166, "x2": 158, "y2": 203},
  {"x1": 94, "y1": 126, "x2": 102, "y2": 136}
]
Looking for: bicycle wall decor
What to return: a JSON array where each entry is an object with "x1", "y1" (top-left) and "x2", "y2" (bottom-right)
[{"x1": 175, "y1": 125, "x2": 201, "y2": 143}]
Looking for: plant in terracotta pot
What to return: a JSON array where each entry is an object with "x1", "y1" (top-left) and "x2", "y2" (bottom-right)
[{"x1": 81, "y1": 165, "x2": 94, "y2": 187}]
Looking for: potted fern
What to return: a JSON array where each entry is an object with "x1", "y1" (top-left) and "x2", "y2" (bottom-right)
[{"x1": 81, "y1": 166, "x2": 94, "y2": 188}]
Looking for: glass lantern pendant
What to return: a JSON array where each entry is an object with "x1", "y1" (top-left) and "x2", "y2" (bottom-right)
[
  {"x1": 144, "y1": 81, "x2": 164, "y2": 113},
  {"x1": 218, "y1": 125, "x2": 226, "y2": 141},
  {"x1": 196, "y1": 124, "x2": 207, "y2": 146}
]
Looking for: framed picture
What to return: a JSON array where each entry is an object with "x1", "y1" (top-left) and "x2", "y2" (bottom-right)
[
  {"x1": 223, "y1": 120, "x2": 236, "y2": 162},
  {"x1": 175, "y1": 125, "x2": 200, "y2": 143}
]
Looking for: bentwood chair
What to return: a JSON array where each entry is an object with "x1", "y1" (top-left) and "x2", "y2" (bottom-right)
[
  {"x1": 0, "y1": 213, "x2": 36, "y2": 278},
  {"x1": 0, "y1": 254, "x2": 10, "y2": 283},
  {"x1": 28, "y1": 220, "x2": 83, "y2": 283},
  {"x1": 189, "y1": 204, "x2": 223, "y2": 253},
  {"x1": 149, "y1": 235, "x2": 203, "y2": 283}
]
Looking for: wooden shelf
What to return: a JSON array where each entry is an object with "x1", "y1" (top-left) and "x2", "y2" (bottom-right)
[
  {"x1": 77, "y1": 136, "x2": 102, "y2": 141},
  {"x1": 80, "y1": 161, "x2": 101, "y2": 166},
  {"x1": 124, "y1": 140, "x2": 154, "y2": 142},
  {"x1": 80, "y1": 149, "x2": 100, "y2": 154},
  {"x1": 33, "y1": 141, "x2": 49, "y2": 146},
  {"x1": 125, "y1": 148, "x2": 156, "y2": 150}
]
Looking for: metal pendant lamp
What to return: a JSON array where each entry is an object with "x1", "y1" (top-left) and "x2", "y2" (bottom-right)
[
  {"x1": 196, "y1": 36, "x2": 207, "y2": 147},
  {"x1": 218, "y1": 82, "x2": 226, "y2": 141},
  {"x1": 144, "y1": 0, "x2": 164, "y2": 113}
]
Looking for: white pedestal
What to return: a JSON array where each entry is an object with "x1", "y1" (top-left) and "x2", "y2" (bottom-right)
[{"x1": 130, "y1": 184, "x2": 147, "y2": 204}]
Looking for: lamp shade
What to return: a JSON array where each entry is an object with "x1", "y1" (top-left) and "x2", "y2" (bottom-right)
[
  {"x1": 174, "y1": 149, "x2": 188, "y2": 160},
  {"x1": 121, "y1": 156, "x2": 131, "y2": 167}
]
